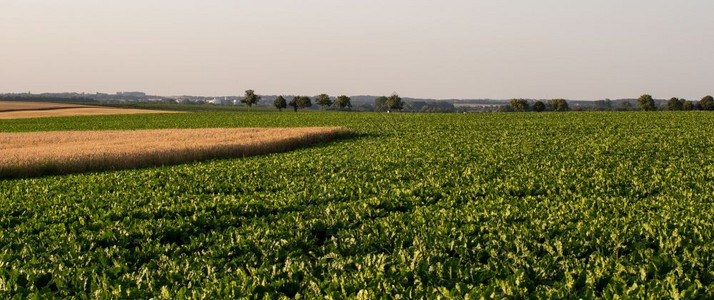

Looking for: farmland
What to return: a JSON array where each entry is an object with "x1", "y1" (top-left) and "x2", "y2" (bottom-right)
[
  {"x1": 0, "y1": 127, "x2": 348, "y2": 179},
  {"x1": 1, "y1": 111, "x2": 713, "y2": 298},
  {"x1": 0, "y1": 101, "x2": 180, "y2": 119}
]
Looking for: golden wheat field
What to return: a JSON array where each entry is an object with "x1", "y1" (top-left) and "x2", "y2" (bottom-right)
[
  {"x1": 0, "y1": 127, "x2": 348, "y2": 178},
  {"x1": 0, "y1": 101, "x2": 180, "y2": 119}
]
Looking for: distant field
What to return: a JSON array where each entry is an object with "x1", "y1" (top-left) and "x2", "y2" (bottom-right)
[
  {"x1": 0, "y1": 101, "x2": 181, "y2": 119},
  {"x1": 0, "y1": 127, "x2": 347, "y2": 178},
  {"x1": 1, "y1": 110, "x2": 713, "y2": 298},
  {"x1": 95, "y1": 102, "x2": 276, "y2": 112},
  {"x1": 0, "y1": 101, "x2": 91, "y2": 111}
]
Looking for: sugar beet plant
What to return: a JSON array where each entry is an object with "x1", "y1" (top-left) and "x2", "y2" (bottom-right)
[{"x1": 0, "y1": 111, "x2": 713, "y2": 298}]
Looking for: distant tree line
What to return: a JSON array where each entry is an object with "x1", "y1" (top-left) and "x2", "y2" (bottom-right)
[
  {"x1": 499, "y1": 95, "x2": 714, "y2": 112},
  {"x1": 193, "y1": 90, "x2": 714, "y2": 113},
  {"x1": 268, "y1": 92, "x2": 406, "y2": 112},
  {"x1": 634, "y1": 94, "x2": 713, "y2": 111},
  {"x1": 266, "y1": 92, "x2": 461, "y2": 113},
  {"x1": 226, "y1": 89, "x2": 463, "y2": 113},
  {"x1": 501, "y1": 98, "x2": 570, "y2": 112}
]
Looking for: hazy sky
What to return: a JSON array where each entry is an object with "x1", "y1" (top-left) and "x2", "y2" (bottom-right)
[{"x1": 1, "y1": 0, "x2": 713, "y2": 99}]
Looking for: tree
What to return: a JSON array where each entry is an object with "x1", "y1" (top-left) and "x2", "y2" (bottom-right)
[
  {"x1": 509, "y1": 99, "x2": 529, "y2": 112},
  {"x1": 548, "y1": 99, "x2": 569, "y2": 112},
  {"x1": 386, "y1": 93, "x2": 404, "y2": 111},
  {"x1": 296, "y1": 96, "x2": 312, "y2": 109},
  {"x1": 637, "y1": 94, "x2": 656, "y2": 111},
  {"x1": 665, "y1": 97, "x2": 684, "y2": 111},
  {"x1": 699, "y1": 95, "x2": 714, "y2": 111},
  {"x1": 374, "y1": 96, "x2": 388, "y2": 112},
  {"x1": 288, "y1": 97, "x2": 299, "y2": 112},
  {"x1": 682, "y1": 100, "x2": 694, "y2": 111},
  {"x1": 240, "y1": 89, "x2": 261, "y2": 107},
  {"x1": 315, "y1": 94, "x2": 333, "y2": 109},
  {"x1": 533, "y1": 101, "x2": 546, "y2": 112},
  {"x1": 274, "y1": 95, "x2": 287, "y2": 111},
  {"x1": 334, "y1": 95, "x2": 352, "y2": 110}
]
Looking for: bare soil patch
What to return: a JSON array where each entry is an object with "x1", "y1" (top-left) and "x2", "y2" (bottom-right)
[
  {"x1": 0, "y1": 101, "x2": 180, "y2": 119},
  {"x1": 0, "y1": 127, "x2": 349, "y2": 178}
]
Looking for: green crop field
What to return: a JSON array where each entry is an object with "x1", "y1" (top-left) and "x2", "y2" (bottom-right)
[{"x1": 1, "y1": 111, "x2": 713, "y2": 298}]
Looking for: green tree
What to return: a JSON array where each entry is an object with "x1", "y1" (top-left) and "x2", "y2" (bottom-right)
[
  {"x1": 699, "y1": 95, "x2": 714, "y2": 111},
  {"x1": 273, "y1": 95, "x2": 287, "y2": 111},
  {"x1": 297, "y1": 96, "x2": 312, "y2": 109},
  {"x1": 548, "y1": 99, "x2": 569, "y2": 112},
  {"x1": 315, "y1": 94, "x2": 333, "y2": 109},
  {"x1": 334, "y1": 95, "x2": 352, "y2": 110},
  {"x1": 533, "y1": 101, "x2": 546, "y2": 112},
  {"x1": 666, "y1": 97, "x2": 684, "y2": 111},
  {"x1": 288, "y1": 97, "x2": 299, "y2": 112},
  {"x1": 240, "y1": 89, "x2": 261, "y2": 107},
  {"x1": 637, "y1": 94, "x2": 656, "y2": 111},
  {"x1": 509, "y1": 99, "x2": 529, "y2": 112},
  {"x1": 386, "y1": 93, "x2": 404, "y2": 111},
  {"x1": 374, "y1": 96, "x2": 388, "y2": 112},
  {"x1": 682, "y1": 100, "x2": 694, "y2": 111}
]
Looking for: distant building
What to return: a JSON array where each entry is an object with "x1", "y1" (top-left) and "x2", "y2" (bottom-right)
[{"x1": 209, "y1": 98, "x2": 223, "y2": 105}]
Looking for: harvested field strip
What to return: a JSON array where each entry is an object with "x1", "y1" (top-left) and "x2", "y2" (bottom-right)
[
  {"x1": 0, "y1": 101, "x2": 182, "y2": 119},
  {"x1": 0, "y1": 106, "x2": 88, "y2": 113},
  {"x1": 0, "y1": 101, "x2": 92, "y2": 111},
  {"x1": 0, "y1": 127, "x2": 349, "y2": 178},
  {"x1": 0, "y1": 107, "x2": 183, "y2": 119}
]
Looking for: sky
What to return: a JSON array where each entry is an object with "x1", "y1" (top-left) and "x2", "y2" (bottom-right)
[{"x1": 1, "y1": 0, "x2": 713, "y2": 100}]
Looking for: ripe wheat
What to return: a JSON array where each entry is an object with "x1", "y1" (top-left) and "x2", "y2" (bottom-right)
[{"x1": 0, "y1": 127, "x2": 348, "y2": 178}]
